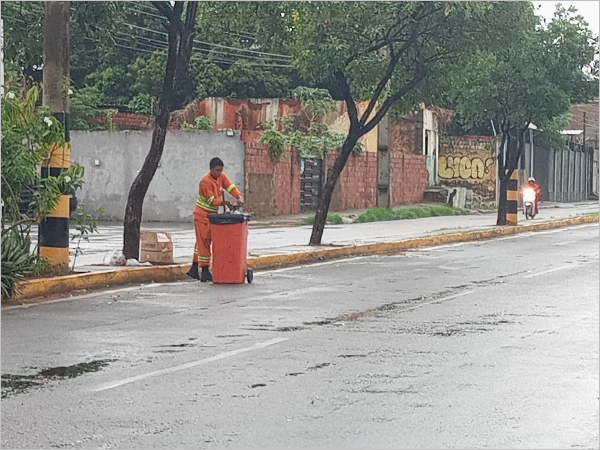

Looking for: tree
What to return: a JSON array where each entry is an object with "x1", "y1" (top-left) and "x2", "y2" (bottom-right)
[
  {"x1": 448, "y1": 3, "x2": 598, "y2": 225},
  {"x1": 1, "y1": 1, "x2": 126, "y2": 86},
  {"x1": 259, "y1": 86, "x2": 357, "y2": 162},
  {"x1": 122, "y1": 1, "x2": 199, "y2": 260},
  {"x1": 248, "y1": 2, "x2": 488, "y2": 244}
]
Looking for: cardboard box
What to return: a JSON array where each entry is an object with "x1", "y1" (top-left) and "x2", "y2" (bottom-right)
[
  {"x1": 139, "y1": 231, "x2": 174, "y2": 264},
  {"x1": 140, "y1": 231, "x2": 173, "y2": 253},
  {"x1": 139, "y1": 249, "x2": 174, "y2": 264}
]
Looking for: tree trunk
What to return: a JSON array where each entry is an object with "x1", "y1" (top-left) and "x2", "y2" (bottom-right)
[
  {"x1": 309, "y1": 131, "x2": 361, "y2": 245},
  {"x1": 122, "y1": 7, "x2": 180, "y2": 260},
  {"x1": 496, "y1": 129, "x2": 508, "y2": 225},
  {"x1": 495, "y1": 126, "x2": 527, "y2": 226},
  {"x1": 122, "y1": 2, "x2": 198, "y2": 259},
  {"x1": 496, "y1": 176, "x2": 508, "y2": 225}
]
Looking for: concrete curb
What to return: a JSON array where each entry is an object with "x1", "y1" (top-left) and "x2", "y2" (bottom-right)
[{"x1": 11, "y1": 215, "x2": 598, "y2": 303}]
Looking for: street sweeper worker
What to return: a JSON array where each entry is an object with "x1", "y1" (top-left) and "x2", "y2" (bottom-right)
[{"x1": 187, "y1": 157, "x2": 243, "y2": 282}]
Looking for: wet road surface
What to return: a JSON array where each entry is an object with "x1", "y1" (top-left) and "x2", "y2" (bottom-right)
[{"x1": 2, "y1": 224, "x2": 598, "y2": 449}]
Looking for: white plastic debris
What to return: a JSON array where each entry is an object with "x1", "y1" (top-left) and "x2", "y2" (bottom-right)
[
  {"x1": 125, "y1": 259, "x2": 152, "y2": 266},
  {"x1": 102, "y1": 249, "x2": 126, "y2": 266}
]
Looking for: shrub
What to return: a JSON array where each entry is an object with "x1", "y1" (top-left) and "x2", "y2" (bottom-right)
[
  {"x1": 180, "y1": 116, "x2": 213, "y2": 131},
  {"x1": 355, "y1": 205, "x2": 469, "y2": 223},
  {"x1": 299, "y1": 213, "x2": 343, "y2": 225},
  {"x1": 1, "y1": 231, "x2": 38, "y2": 298}
]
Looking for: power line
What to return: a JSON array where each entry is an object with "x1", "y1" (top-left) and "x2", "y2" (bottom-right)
[
  {"x1": 124, "y1": 5, "x2": 167, "y2": 21},
  {"x1": 115, "y1": 32, "x2": 292, "y2": 68},
  {"x1": 113, "y1": 35, "x2": 292, "y2": 68},
  {"x1": 124, "y1": 22, "x2": 291, "y2": 60},
  {"x1": 113, "y1": 23, "x2": 293, "y2": 67},
  {"x1": 124, "y1": 1, "x2": 258, "y2": 40}
]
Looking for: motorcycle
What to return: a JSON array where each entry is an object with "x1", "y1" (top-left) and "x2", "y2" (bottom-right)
[{"x1": 522, "y1": 187, "x2": 537, "y2": 219}]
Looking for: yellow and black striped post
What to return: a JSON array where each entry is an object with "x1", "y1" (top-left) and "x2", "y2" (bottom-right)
[
  {"x1": 506, "y1": 170, "x2": 518, "y2": 225},
  {"x1": 39, "y1": 140, "x2": 71, "y2": 266},
  {"x1": 39, "y1": 1, "x2": 71, "y2": 267}
]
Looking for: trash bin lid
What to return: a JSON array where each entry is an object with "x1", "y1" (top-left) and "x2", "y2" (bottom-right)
[{"x1": 208, "y1": 213, "x2": 250, "y2": 224}]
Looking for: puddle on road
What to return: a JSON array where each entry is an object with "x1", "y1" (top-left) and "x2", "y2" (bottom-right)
[{"x1": 2, "y1": 359, "x2": 115, "y2": 398}]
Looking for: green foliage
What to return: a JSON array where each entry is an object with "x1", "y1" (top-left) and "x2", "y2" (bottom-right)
[
  {"x1": 449, "y1": 2, "x2": 597, "y2": 135},
  {"x1": 354, "y1": 205, "x2": 469, "y2": 224},
  {"x1": 0, "y1": 230, "x2": 39, "y2": 298},
  {"x1": 180, "y1": 116, "x2": 213, "y2": 131},
  {"x1": 299, "y1": 213, "x2": 343, "y2": 226},
  {"x1": 218, "y1": 61, "x2": 293, "y2": 98},
  {"x1": 85, "y1": 67, "x2": 133, "y2": 105},
  {"x1": 259, "y1": 129, "x2": 288, "y2": 162},
  {"x1": 127, "y1": 93, "x2": 156, "y2": 116},
  {"x1": 1, "y1": 87, "x2": 97, "y2": 296},
  {"x1": 70, "y1": 86, "x2": 105, "y2": 131},
  {"x1": 535, "y1": 113, "x2": 572, "y2": 151},
  {"x1": 1, "y1": 87, "x2": 66, "y2": 221},
  {"x1": 2, "y1": 2, "x2": 127, "y2": 86},
  {"x1": 260, "y1": 86, "x2": 358, "y2": 160},
  {"x1": 129, "y1": 51, "x2": 167, "y2": 100}
]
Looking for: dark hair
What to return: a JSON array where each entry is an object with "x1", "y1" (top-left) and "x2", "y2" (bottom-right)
[{"x1": 210, "y1": 157, "x2": 224, "y2": 169}]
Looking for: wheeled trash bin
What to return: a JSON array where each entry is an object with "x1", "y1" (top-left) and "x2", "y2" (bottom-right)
[{"x1": 208, "y1": 212, "x2": 253, "y2": 284}]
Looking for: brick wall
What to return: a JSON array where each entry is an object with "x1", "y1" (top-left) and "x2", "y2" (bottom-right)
[
  {"x1": 391, "y1": 114, "x2": 422, "y2": 154},
  {"x1": 390, "y1": 152, "x2": 428, "y2": 205},
  {"x1": 327, "y1": 151, "x2": 378, "y2": 211},
  {"x1": 244, "y1": 142, "x2": 300, "y2": 218},
  {"x1": 95, "y1": 113, "x2": 153, "y2": 130}
]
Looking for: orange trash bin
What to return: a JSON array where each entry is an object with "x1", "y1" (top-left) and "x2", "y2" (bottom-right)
[{"x1": 208, "y1": 213, "x2": 253, "y2": 284}]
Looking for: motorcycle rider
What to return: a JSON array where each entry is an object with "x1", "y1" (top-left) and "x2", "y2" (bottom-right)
[{"x1": 521, "y1": 176, "x2": 542, "y2": 214}]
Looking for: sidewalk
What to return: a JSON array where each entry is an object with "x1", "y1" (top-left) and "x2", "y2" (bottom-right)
[{"x1": 10, "y1": 201, "x2": 599, "y2": 304}]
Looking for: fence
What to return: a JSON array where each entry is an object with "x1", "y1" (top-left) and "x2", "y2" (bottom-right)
[{"x1": 533, "y1": 143, "x2": 594, "y2": 203}]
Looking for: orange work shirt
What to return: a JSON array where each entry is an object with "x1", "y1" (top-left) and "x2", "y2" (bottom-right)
[{"x1": 195, "y1": 172, "x2": 241, "y2": 213}]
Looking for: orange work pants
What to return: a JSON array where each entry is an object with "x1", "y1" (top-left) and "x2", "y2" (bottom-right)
[{"x1": 193, "y1": 207, "x2": 212, "y2": 267}]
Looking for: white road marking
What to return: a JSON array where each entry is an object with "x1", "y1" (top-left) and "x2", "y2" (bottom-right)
[
  {"x1": 523, "y1": 262, "x2": 596, "y2": 279},
  {"x1": 92, "y1": 337, "x2": 288, "y2": 392}
]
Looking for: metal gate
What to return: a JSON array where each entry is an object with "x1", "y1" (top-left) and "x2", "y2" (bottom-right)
[{"x1": 300, "y1": 158, "x2": 323, "y2": 212}]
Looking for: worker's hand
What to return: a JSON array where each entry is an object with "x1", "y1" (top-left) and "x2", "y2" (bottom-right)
[{"x1": 236, "y1": 198, "x2": 244, "y2": 207}]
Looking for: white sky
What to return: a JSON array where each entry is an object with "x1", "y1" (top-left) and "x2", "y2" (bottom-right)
[{"x1": 533, "y1": 1, "x2": 600, "y2": 36}]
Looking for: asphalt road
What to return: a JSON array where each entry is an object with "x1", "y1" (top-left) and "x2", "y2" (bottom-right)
[{"x1": 2, "y1": 223, "x2": 598, "y2": 449}]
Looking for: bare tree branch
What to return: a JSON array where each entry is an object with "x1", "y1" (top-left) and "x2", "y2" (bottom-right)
[
  {"x1": 335, "y1": 70, "x2": 360, "y2": 130},
  {"x1": 359, "y1": 30, "x2": 419, "y2": 126},
  {"x1": 151, "y1": 1, "x2": 175, "y2": 23},
  {"x1": 362, "y1": 69, "x2": 427, "y2": 135}
]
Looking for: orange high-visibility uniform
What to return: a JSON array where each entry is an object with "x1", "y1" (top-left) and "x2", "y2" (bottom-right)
[{"x1": 193, "y1": 172, "x2": 242, "y2": 267}]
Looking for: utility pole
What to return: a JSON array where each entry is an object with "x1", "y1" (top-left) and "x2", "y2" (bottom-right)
[{"x1": 39, "y1": 1, "x2": 71, "y2": 268}]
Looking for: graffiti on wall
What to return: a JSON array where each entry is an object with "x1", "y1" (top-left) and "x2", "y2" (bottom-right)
[{"x1": 439, "y1": 155, "x2": 495, "y2": 181}]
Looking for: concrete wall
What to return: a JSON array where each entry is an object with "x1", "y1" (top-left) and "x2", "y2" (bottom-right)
[{"x1": 71, "y1": 130, "x2": 245, "y2": 222}]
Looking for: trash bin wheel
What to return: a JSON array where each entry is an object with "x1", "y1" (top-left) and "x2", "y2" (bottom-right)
[{"x1": 246, "y1": 268, "x2": 253, "y2": 284}]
